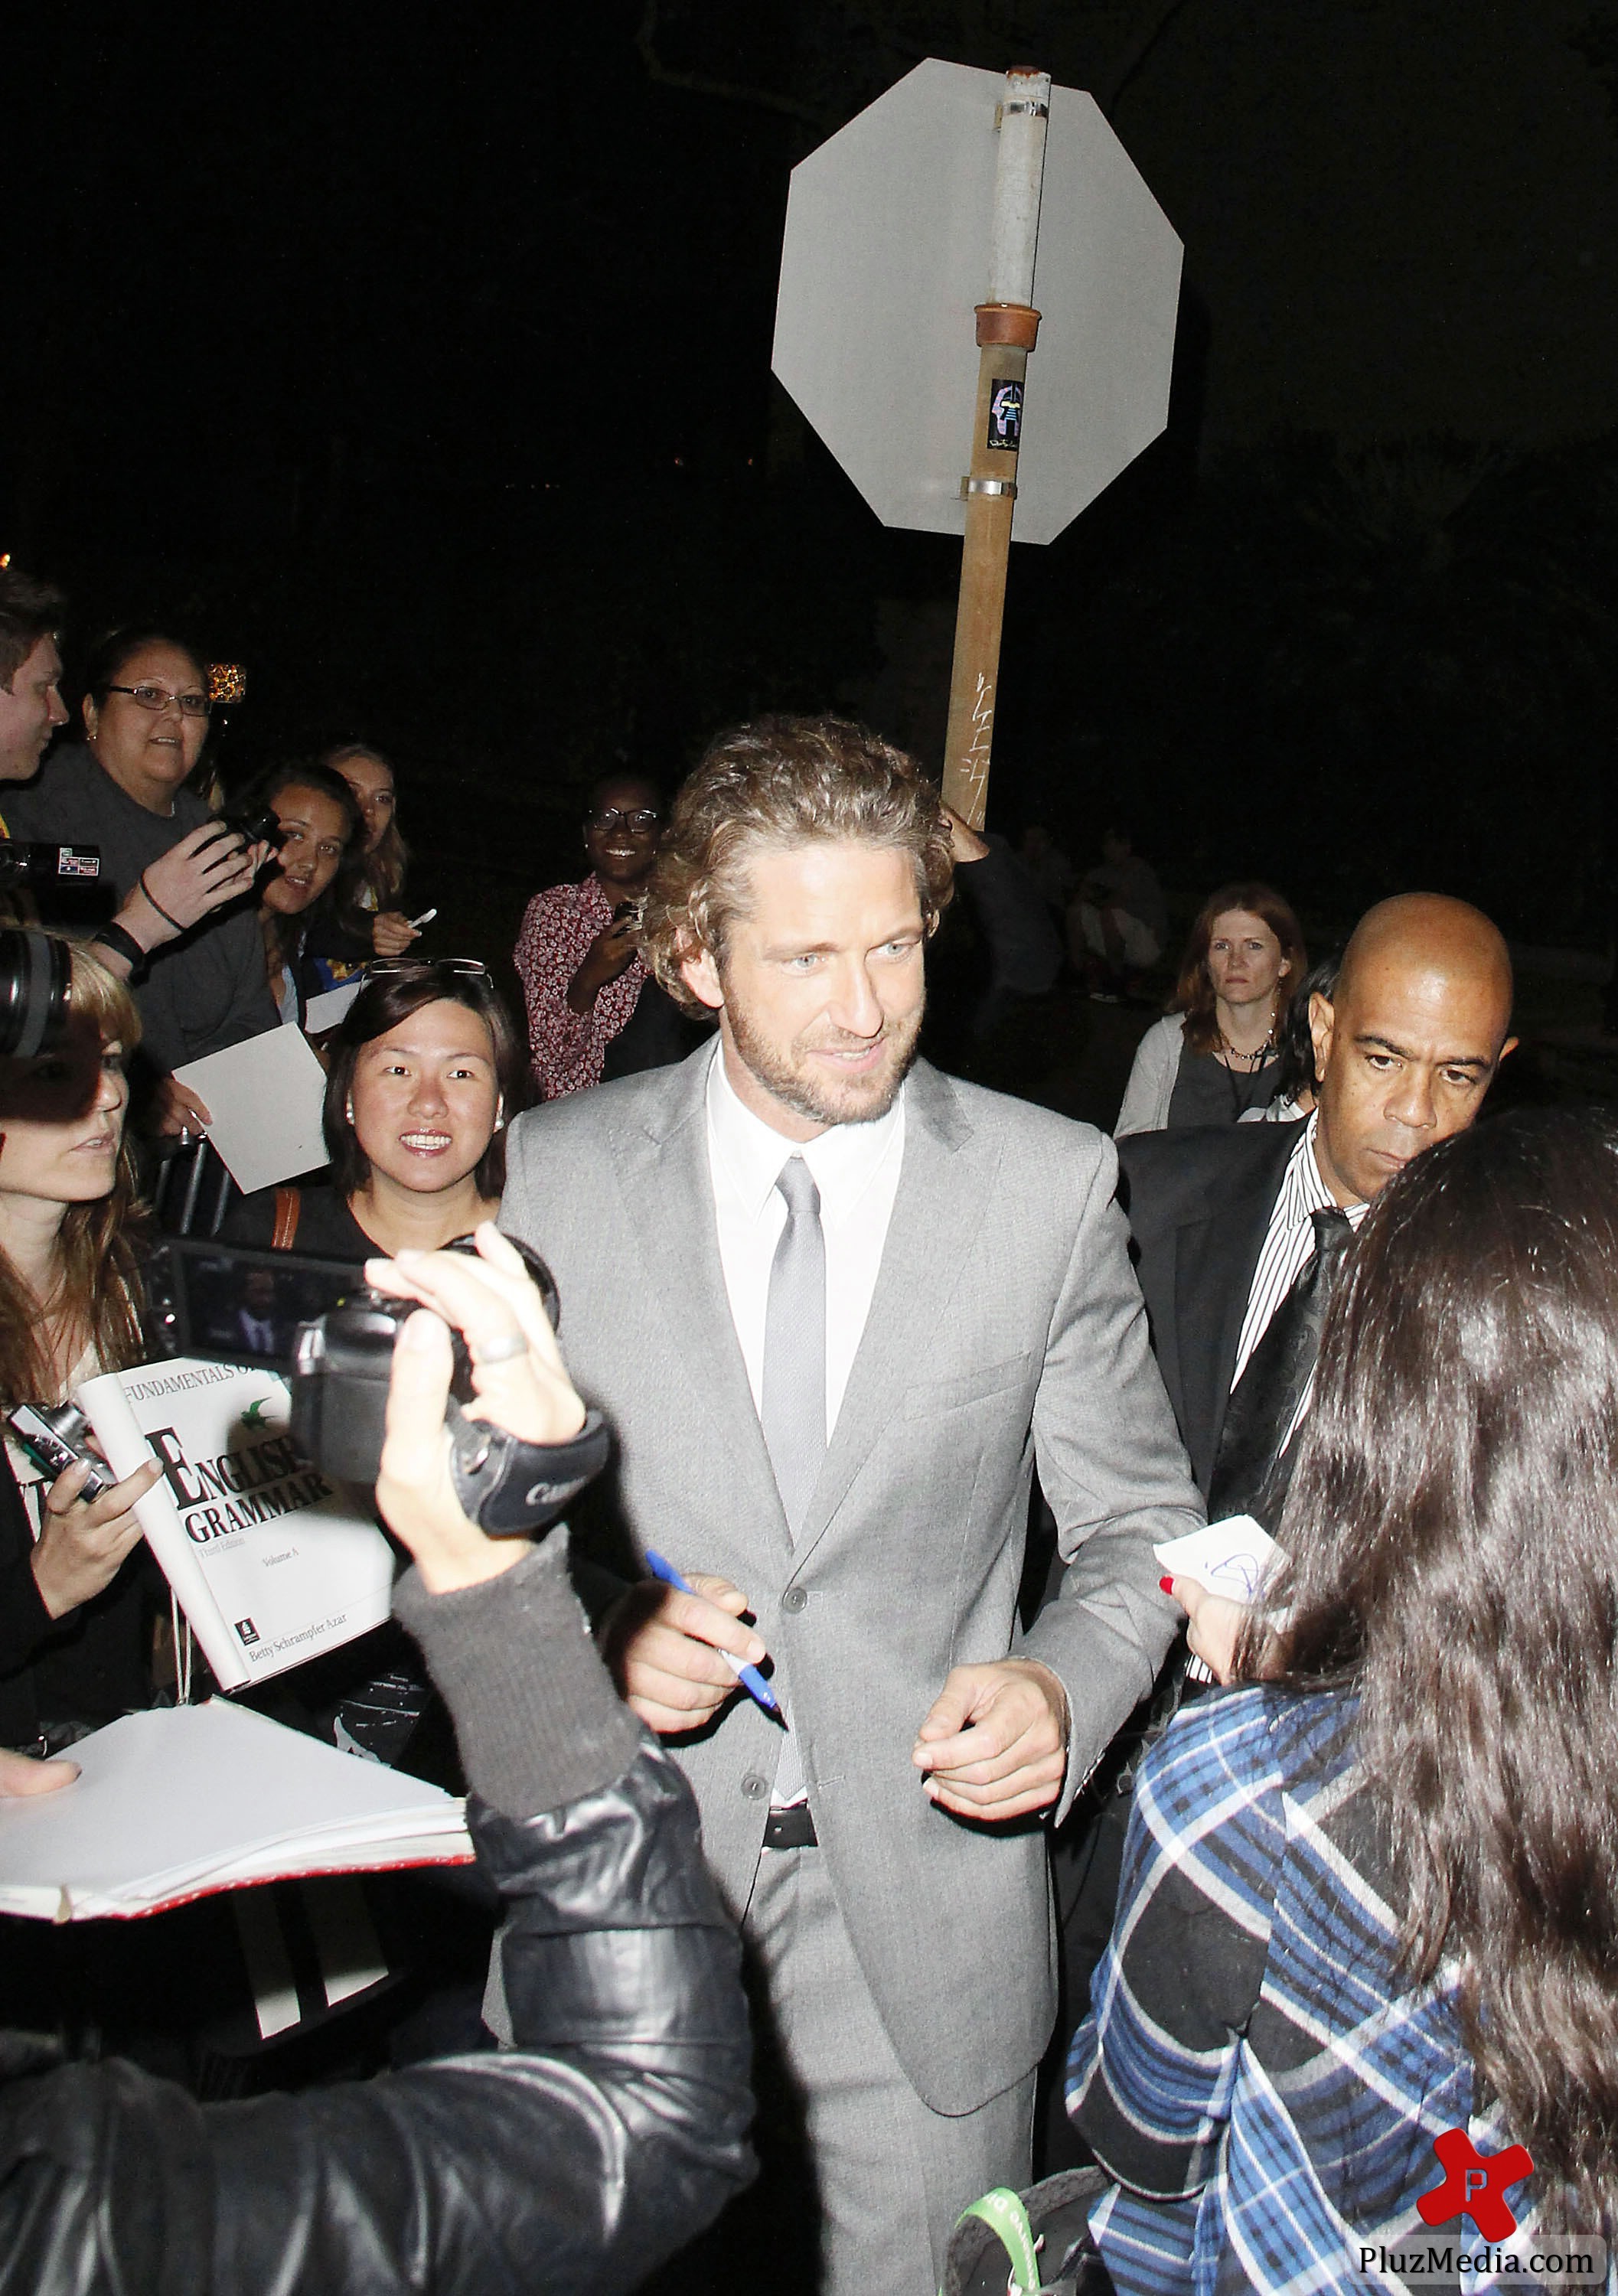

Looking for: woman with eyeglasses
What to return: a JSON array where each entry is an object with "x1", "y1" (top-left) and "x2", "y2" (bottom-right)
[
  {"x1": 220, "y1": 961, "x2": 529, "y2": 1259},
  {"x1": 514, "y1": 773, "x2": 697, "y2": 1100},
  {"x1": 2, "y1": 628, "x2": 278, "y2": 1134}
]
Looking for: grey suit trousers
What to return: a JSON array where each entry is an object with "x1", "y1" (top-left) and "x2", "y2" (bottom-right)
[{"x1": 745, "y1": 1846, "x2": 1034, "y2": 2295}]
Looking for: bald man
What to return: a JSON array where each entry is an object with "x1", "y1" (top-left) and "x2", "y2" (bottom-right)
[
  {"x1": 1116, "y1": 892, "x2": 1517, "y2": 1515},
  {"x1": 1037, "y1": 899, "x2": 1517, "y2": 2156}
]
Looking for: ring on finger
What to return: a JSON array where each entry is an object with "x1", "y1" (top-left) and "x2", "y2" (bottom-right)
[{"x1": 469, "y1": 1329, "x2": 529, "y2": 1365}]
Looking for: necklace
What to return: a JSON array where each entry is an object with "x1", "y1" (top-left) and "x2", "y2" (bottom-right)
[
  {"x1": 1217, "y1": 1029, "x2": 1275, "y2": 1068},
  {"x1": 1215, "y1": 1006, "x2": 1279, "y2": 1121}
]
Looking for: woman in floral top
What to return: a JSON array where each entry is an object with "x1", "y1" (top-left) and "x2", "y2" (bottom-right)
[{"x1": 514, "y1": 775, "x2": 664, "y2": 1099}]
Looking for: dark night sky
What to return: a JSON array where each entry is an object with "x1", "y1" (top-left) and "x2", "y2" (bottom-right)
[{"x1": 5, "y1": 2, "x2": 1617, "y2": 931}]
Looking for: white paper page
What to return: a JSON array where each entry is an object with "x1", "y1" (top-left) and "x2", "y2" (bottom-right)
[
  {"x1": 76, "y1": 1365, "x2": 246, "y2": 1687},
  {"x1": 172, "y1": 1028, "x2": 330, "y2": 1192},
  {"x1": 0, "y1": 1702, "x2": 470, "y2": 1920},
  {"x1": 304, "y1": 980, "x2": 363, "y2": 1033},
  {"x1": 1154, "y1": 1515, "x2": 1283, "y2": 1605}
]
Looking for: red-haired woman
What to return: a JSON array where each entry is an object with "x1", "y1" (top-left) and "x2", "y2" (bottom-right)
[{"x1": 1114, "y1": 882, "x2": 1306, "y2": 1137}]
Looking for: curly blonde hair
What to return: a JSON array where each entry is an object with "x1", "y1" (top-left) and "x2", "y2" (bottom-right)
[{"x1": 640, "y1": 715, "x2": 955, "y2": 1016}]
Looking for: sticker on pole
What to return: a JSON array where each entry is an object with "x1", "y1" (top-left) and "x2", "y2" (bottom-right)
[{"x1": 987, "y1": 379, "x2": 1023, "y2": 449}]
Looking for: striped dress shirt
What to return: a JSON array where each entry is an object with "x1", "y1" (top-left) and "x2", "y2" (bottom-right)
[{"x1": 1231, "y1": 1113, "x2": 1370, "y2": 1392}]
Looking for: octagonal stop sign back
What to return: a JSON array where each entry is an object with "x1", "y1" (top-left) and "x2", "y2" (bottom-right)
[{"x1": 771, "y1": 57, "x2": 1183, "y2": 548}]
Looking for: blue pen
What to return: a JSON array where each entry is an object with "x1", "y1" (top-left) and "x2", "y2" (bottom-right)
[{"x1": 643, "y1": 1549, "x2": 784, "y2": 1720}]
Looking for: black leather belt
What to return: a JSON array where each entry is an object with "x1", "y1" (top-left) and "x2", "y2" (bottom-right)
[{"x1": 762, "y1": 1803, "x2": 818, "y2": 1850}]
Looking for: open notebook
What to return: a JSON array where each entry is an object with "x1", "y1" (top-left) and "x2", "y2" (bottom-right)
[{"x1": 0, "y1": 1701, "x2": 472, "y2": 1921}]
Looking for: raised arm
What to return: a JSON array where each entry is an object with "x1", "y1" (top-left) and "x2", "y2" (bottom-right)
[{"x1": 0, "y1": 1229, "x2": 753, "y2": 2296}]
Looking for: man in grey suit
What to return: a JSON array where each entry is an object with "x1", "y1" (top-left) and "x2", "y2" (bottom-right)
[{"x1": 497, "y1": 716, "x2": 1201, "y2": 2294}]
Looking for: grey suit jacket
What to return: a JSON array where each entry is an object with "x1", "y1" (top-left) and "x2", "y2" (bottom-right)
[{"x1": 500, "y1": 1046, "x2": 1202, "y2": 2112}]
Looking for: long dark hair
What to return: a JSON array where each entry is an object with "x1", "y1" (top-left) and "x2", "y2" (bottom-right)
[
  {"x1": 322, "y1": 967, "x2": 530, "y2": 1200},
  {"x1": 1254, "y1": 1109, "x2": 1618, "y2": 2226},
  {"x1": 243, "y1": 761, "x2": 364, "y2": 973},
  {"x1": 1171, "y1": 881, "x2": 1306, "y2": 1056},
  {"x1": 322, "y1": 742, "x2": 409, "y2": 924},
  {"x1": 0, "y1": 943, "x2": 147, "y2": 1407}
]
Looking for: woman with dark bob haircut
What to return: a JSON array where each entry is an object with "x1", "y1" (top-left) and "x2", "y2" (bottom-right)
[
  {"x1": 1068, "y1": 1107, "x2": 1618, "y2": 2279},
  {"x1": 1115, "y1": 880, "x2": 1306, "y2": 1136},
  {"x1": 221, "y1": 962, "x2": 530, "y2": 1258}
]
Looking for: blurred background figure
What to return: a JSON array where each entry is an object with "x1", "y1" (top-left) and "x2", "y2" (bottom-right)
[
  {"x1": 944, "y1": 807, "x2": 1065, "y2": 1042},
  {"x1": 1115, "y1": 881, "x2": 1306, "y2": 1136},
  {"x1": 245, "y1": 762, "x2": 364, "y2": 1028},
  {"x1": 222, "y1": 960, "x2": 527, "y2": 1257},
  {"x1": 515, "y1": 771, "x2": 699, "y2": 1098},
  {"x1": 1068, "y1": 826, "x2": 1169, "y2": 1001},
  {"x1": 322, "y1": 742, "x2": 419, "y2": 961},
  {"x1": 0, "y1": 943, "x2": 165, "y2": 1756},
  {"x1": 1016, "y1": 823, "x2": 1075, "y2": 922},
  {"x1": 2, "y1": 627, "x2": 276, "y2": 1133}
]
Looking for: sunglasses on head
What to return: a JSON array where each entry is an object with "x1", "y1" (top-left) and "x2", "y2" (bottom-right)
[{"x1": 367, "y1": 957, "x2": 488, "y2": 983}]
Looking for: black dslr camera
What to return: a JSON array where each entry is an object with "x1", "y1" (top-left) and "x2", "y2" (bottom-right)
[
  {"x1": 289, "y1": 1238, "x2": 609, "y2": 1538},
  {"x1": 196, "y1": 801, "x2": 286, "y2": 860},
  {"x1": 0, "y1": 842, "x2": 99, "y2": 890},
  {"x1": 0, "y1": 924, "x2": 85, "y2": 1060}
]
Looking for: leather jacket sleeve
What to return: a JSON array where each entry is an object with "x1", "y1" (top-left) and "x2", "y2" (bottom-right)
[{"x1": 0, "y1": 1738, "x2": 755, "y2": 2295}]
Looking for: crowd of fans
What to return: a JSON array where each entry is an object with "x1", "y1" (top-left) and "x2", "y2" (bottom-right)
[{"x1": 0, "y1": 563, "x2": 1614, "y2": 2296}]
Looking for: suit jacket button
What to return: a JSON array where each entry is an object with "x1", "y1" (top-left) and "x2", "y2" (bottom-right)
[
  {"x1": 742, "y1": 1772, "x2": 768, "y2": 1799},
  {"x1": 781, "y1": 1587, "x2": 807, "y2": 1614}
]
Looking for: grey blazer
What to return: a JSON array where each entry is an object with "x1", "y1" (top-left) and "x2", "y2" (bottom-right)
[{"x1": 500, "y1": 1046, "x2": 1202, "y2": 2113}]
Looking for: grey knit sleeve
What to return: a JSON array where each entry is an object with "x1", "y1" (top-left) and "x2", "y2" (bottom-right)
[{"x1": 392, "y1": 1530, "x2": 644, "y2": 1820}]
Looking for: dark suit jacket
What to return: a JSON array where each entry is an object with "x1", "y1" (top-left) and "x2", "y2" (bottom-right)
[{"x1": 1115, "y1": 1120, "x2": 1306, "y2": 1499}]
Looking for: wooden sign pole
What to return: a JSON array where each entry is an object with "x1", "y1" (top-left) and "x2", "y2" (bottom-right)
[{"x1": 941, "y1": 68, "x2": 1051, "y2": 829}]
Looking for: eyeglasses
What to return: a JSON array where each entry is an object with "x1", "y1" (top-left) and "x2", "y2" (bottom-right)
[
  {"x1": 589, "y1": 807, "x2": 661, "y2": 833},
  {"x1": 103, "y1": 683, "x2": 213, "y2": 719},
  {"x1": 367, "y1": 958, "x2": 488, "y2": 982}
]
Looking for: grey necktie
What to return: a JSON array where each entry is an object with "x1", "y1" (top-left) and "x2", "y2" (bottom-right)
[{"x1": 761, "y1": 1156, "x2": 827, "y2": 1538}]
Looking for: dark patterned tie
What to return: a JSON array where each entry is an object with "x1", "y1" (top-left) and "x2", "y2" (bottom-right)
[
  {"x1": 1209, "y1": 1205, "x2": 1354, "y2": 1529},
  {"x1": 761, "y1": 1156, "x2": 827, "y2": 1538}
]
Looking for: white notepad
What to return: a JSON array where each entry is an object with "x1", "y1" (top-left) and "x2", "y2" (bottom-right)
[
  {"x1": 0, "y1": 1701, "x2": 471, "y2": 1921},
  {"x1": 1154, "y1": 1515, "x2": 1283, "y2": 1604},
  {"x1": 303, "y1": 980, "x2": 363, "y2": 1033},
  {"x1": 172, "y1": 1027, "x2": 330, "y2": 1192}
]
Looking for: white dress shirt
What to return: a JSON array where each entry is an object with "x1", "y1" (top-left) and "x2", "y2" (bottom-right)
[
  {"x1": 706, "y1": 1043, "x2": 907, "y2": 1812},
  {"x1": 706, "y1": 1039, "x2": 906, "y2": 1446}
]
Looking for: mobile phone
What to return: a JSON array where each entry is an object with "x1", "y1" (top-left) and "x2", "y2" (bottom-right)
[{"x1": 7, "y1": 1402, "x2": 115, "y2": 1502}]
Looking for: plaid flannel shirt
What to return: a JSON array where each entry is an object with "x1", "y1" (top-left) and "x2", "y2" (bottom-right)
[{"x1": 1066, "y1": 1688, "x2": 1584, "y2": 2296}]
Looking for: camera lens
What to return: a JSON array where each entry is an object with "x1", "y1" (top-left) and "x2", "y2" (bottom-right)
[{"x1": 0, "y1": 929, "x2": 70, "y2": 1059}]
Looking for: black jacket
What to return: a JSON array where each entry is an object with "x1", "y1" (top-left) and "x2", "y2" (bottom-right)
[
  {"x1": 0, "y1": 1447, "x2": 161, "y2": 1753},
  {"x1": 1116, "y1": 1120, "x2": 1303, "y2": 1497},
  {"x1": 0, "y1": 1540, "x2": 755, "y2": 2294}
]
